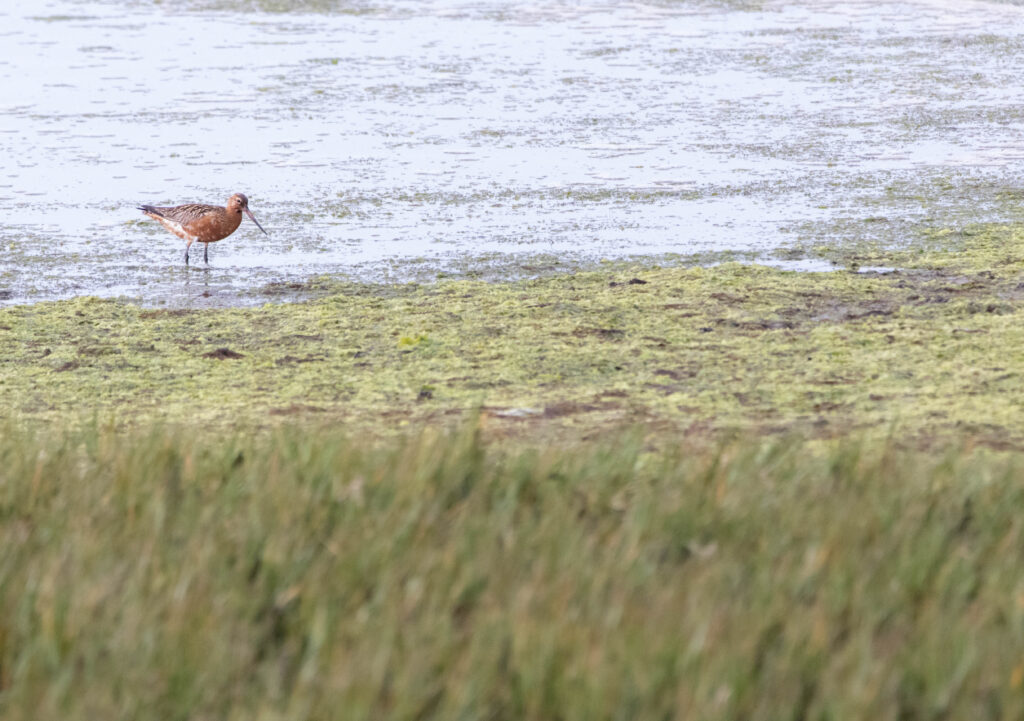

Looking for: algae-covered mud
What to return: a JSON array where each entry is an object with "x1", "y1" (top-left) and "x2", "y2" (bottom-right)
[
  {"x1": 4, "y1": 234, "x2": 1024, "y2": 446},
  {"x1": 5, "y1": 0, "x2": 1024, "y2": 305}
]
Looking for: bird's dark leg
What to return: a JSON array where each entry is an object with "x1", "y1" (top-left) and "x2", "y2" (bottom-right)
[
  {"x1": 204, "y1": 243, "x2": 209, "y2": 265},
  {"x1": 185, "y1": 238, "x2": 195, "y2": 266}
]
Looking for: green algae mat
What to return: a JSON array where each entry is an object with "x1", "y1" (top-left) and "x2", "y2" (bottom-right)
[{"x1": 4, "y1": 228, "x2": 1024, "y2": 446}]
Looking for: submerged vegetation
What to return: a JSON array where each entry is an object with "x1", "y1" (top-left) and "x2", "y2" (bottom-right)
[{"x1": 2, "y1": 424, "x2": 1024, "y2": 720}]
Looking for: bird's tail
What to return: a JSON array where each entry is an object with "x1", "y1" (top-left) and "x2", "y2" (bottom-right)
[{"x1": 137, "y1": 205, "x2": 164, "y2": 217}]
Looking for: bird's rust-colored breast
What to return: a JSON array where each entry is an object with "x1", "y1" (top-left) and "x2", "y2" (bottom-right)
[{"x1": 184, "y1": 208, "x2": 243, "y2": 243}]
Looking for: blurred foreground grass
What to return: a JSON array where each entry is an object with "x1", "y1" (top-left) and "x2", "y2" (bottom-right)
[{"x1": 2, "y1": 423, "x2": 1024, "y2": 720}]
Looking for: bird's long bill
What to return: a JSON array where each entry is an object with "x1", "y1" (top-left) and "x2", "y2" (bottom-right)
[{"x1": 245, "y1": 207, "x2": 269, "y2": 236}]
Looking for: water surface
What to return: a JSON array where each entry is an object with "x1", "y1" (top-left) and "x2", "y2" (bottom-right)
[{"x1": 3, "y1": 0, "x2": 1024, "y2": 305}]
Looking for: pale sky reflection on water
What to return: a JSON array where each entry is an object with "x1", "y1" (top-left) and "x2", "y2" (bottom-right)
[{"x1": 2, "y1": 0, "x2": 1024, "y2": 304}]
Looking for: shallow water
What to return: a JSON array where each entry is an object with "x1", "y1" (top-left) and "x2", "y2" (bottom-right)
[{"x1": 3, "y1": 0, "x2": 1024, "y2": 306}]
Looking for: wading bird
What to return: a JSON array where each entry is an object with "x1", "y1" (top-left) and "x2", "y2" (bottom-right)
[{"x1": 137, "y1": 193, "x2": 268, "y2": 265}]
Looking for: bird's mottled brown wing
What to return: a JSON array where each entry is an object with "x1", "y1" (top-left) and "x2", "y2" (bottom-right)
[{"x1": 156, "y1": 203, "x2": 222, "y2": 224}]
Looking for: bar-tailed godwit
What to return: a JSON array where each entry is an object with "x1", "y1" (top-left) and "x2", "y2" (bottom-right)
[{"x1": 137, "y1": 193, "x2": 268, "y2": 265}]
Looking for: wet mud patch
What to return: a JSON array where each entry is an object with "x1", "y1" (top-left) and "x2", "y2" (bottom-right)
[
  {"x1": 571, "y1": 327, "x2": 626, "y2": 341},
  {"x1": 255, "y1": 278, "x2": 340, "y2": 303},
  {"x1": 268, "y1": 403, "x2": 325, "y2": 416},
  {"x1": 203, "y1": 348, "x2": 245, "y2": 360},
  {"x1": 275, "y1": 354, "x2": 325, "y2": 366}
]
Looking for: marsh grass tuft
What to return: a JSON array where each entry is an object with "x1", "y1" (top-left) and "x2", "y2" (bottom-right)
[{"x1": 1, "y1": 423, "x2": 1023, "y2": 719}]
